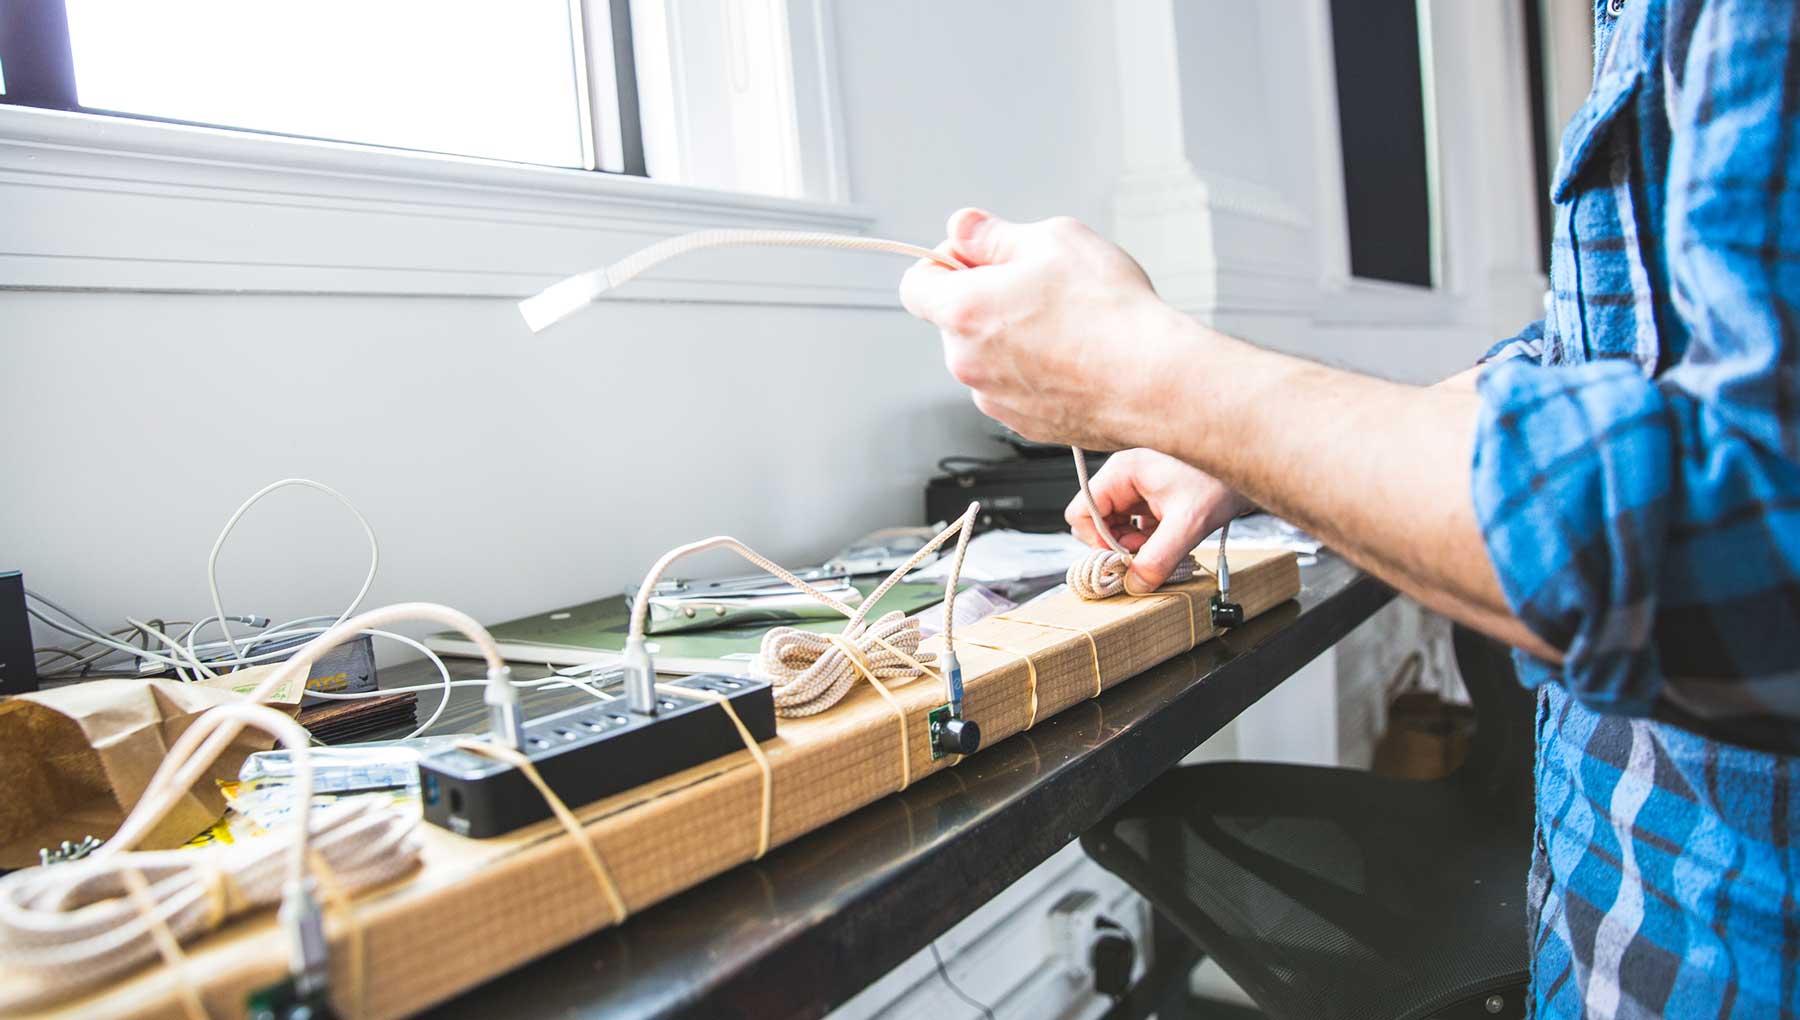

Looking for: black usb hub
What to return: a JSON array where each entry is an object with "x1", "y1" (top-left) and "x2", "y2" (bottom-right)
[{"x1": 418, "y1": 673, "x2": 777, "y2": 838}]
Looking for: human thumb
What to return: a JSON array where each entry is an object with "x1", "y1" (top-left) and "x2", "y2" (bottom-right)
[
  {"x1": 947, "y1": 207, "x2": 1019, "y2": 267},
  {"x1": 1123, "y1": 521, "x2": 1197, "y2": 596}
]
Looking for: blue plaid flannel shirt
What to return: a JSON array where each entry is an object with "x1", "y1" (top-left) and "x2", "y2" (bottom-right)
[{"x1": 1473, "y1": 1, "x2": 1800, "y2": 1015}]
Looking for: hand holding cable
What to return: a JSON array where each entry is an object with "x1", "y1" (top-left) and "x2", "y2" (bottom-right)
[
  {"x1": 520, "y1": 220, "x2": 1226, "y2": 605},
  {"x1": 1060, "y1": 448, "x2": 1253, "y2": 609}
]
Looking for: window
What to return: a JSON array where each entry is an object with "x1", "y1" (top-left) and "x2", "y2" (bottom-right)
[
  {"x1": 0, "y1": 0, "x2": 862, "y2": 305},
  {"x1": 1327, "y1": 0, "x2": 1439, "y2": 288},
  {"x1": 0, "y1": 0, "x2": 648, "y2": 174},
  {"x1": 1522, "y1": 0, "x2": 1554, "y2": 276}
]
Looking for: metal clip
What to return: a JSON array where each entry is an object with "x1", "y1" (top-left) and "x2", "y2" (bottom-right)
[
  {"x1": 633, "y1": 568, "x2": 861, "y2": 634},
  {"x1": 39, "y1": 835, "x2": 102, "y2": 866}
]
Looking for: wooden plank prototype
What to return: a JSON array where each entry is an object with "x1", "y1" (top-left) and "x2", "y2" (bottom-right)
[{"x1": 7, "y1": 550, "x2": 1299, "y2": 1020}]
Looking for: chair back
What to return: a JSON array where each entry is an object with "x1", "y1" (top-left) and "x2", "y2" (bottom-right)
[{"x1": 1449, "y1": 626, "x2": 1536, "y2": 824}]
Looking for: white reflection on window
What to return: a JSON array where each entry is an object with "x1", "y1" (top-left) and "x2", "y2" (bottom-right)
[{"x1": 64, "y1": 0, "x2": 586, "y2": 168}]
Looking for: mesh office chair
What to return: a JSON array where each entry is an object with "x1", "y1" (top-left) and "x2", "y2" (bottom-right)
[{"x1": 1082, "y1": 628, "x2": 1535, "y2": 1020}]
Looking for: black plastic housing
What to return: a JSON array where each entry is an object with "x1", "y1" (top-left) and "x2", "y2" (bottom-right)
[
  {"x1": 418, "y1": 673, "x2": 776, "y2": 838},
  {"x1": 0, "y1": 572, "x2": 36, "y2": 696}
]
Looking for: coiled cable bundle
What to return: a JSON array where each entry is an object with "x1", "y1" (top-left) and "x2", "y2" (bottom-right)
[
  {"x1": 757, "y1": 610, "x2": 927, "y2": 716},
  {"x1": 625, "y1": 504, "x2": 980, "y2": 718},
  {"x1": 757, "y1": 503, "x2": 976, "y2": 716},
  {"x1": 0, "y1": 603, "x2": 515, "y2": 1014},
  {"x1": 0, "y1": 798, "x2": 416, "y2": 1007}
]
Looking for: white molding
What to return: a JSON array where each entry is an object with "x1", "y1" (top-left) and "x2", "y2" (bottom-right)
[
  {"x1": 1109, "y1": 0, "x2": 1218, "y2": 320},
  {"x1": 1205, "y1": 175, "x2": 1309, "y2": 230},
  {"x1": 1215, "y1": 260, "x2": 1320, "y2": 317},
  {"x1": 791, "y1": 0, "x2": 855, "y2": 204},
  {"x1": 0, "y1": 99, "x2": 885, "y2": 304}
]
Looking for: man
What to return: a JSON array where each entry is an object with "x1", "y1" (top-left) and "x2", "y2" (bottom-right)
[{"x1": 899, "y1": 0, "x2": 1799, "y2": 1016}]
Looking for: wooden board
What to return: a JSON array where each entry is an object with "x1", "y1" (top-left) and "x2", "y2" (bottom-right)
[{"x1": 7, "y1": 550, "x2": 1300, "y2": 1020}]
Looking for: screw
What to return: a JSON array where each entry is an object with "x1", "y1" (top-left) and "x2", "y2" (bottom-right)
[{"x1": 1486, "y1": 994, "x2": 1505, "y2": 1014}]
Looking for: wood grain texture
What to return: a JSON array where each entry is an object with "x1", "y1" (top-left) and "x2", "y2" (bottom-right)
[{"x1": 12, "y1": 550, "x2": 1299, "y2": 1020}]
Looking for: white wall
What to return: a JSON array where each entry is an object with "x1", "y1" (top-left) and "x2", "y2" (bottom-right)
[
  {"x1": 0, "y1": 0, "x2": 1539, "y2": 639},
  {"x1": 0, "y1": 1, "x2": 1123, "y2": 637},
  {"x1": 2, "y1": 3, "x2": 1546, "y2": 1015}
]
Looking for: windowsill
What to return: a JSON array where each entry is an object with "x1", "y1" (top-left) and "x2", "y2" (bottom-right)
[{"x1": 0, "y1": 105, "x2": 889, "y2": 305}]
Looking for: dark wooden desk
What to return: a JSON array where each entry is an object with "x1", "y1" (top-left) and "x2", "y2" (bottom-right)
[{"x1": 390, "y1": 555, "x2": 1391, "y2": 1020}]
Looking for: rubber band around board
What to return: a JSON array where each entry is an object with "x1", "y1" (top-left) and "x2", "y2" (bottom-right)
[
  {"x1": 991, "y1": 615, "x2": 1104, "y2": 699},
  {"x1": 195, "y1": 858, "x2": 244, "y2": 932},
  {"x1": 865, "y1": 630, "x2": 945, "y2": 689},
  {"x1": 456, "y1": 740, "x2": 629, "y2": 925},
  {"x1": 121, "y1": 866, "x2": 211, "y2": 1020},
  {"x1": 306, "y1": 849, "x2": 365, "y2": 1020},
  {"x1": 1124, "y1": 586, "x2": 1201, "y2": 650},
  {"x1": 657, "y1": 682, "x2": 773, "y2": 859},
  {"x1": 827, "y1": 633, "x2": 913, "y2": 791},
  {"x1": 954, "y1": 638, "x2": 1039, "y2": 729}
]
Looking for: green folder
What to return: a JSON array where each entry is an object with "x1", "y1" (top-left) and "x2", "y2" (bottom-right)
[{"x1": 423, "y1": 580, "x2": 954, "y2": 674}]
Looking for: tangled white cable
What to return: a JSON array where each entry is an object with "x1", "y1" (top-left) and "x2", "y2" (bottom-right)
[
  {"x1": 31, "y1": 477, "x2": 628, "y2": 742},
  {"x1": 623, "y1": 504, "x2": 979, "y2": 718},
  {"x1": 203, "y1": 478, "x2": 379, "y2": 669}
]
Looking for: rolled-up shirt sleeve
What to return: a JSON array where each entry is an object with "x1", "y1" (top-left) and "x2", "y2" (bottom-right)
[
  {"x1": 1473, "y1": 359, "x2": 1673, "y2": 713},
  {"x1": 1473, "y1": 359, "x2": 1800, "y2": 734},
  {"x1": 1471, "y1": 0, "x2": 1800, "y2": 743}
]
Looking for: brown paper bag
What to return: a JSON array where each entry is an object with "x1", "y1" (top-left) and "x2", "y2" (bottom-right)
[{"x1": 0, "y1": 666, "x2": 303, "y2": 868}]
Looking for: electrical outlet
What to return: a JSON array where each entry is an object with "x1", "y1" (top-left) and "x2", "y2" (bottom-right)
[{"x1": 1047, "y1": 890, "x2": 1105, "y2": 980}]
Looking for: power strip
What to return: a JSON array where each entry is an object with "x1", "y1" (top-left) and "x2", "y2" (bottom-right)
[{"x1": 418, "y1": 673, "x2": 776, "y2": 838}]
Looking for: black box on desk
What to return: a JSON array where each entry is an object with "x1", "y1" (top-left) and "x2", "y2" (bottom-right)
[
  {"x1": 925, "y1": 453, "x2": 1106, "y2": 534},
  {"x1": 0, "y1": 571, "x2": 35, "y2": 695}
]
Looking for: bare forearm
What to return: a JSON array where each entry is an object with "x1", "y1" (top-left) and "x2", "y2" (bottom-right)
[{"x1": 1141, "y1": 317, "x2": 1558, "y2": 661}]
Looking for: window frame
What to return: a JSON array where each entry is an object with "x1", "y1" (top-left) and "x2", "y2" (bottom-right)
[
  {"x1": 1305, "y1": 0, "x2": 1466, "y2": 329},
  {"x1": 0, "y1": 0, "x2": 877, "y2": 307},
  {"x1": 0, "y1": 0, "x2": 649, "y2": 175}
]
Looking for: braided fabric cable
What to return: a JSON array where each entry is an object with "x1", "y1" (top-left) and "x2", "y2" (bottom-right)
[
  {"x1": 759, "y1": 610, "x2": 929, "y2": 717},
  {"x1": 0, "y1": 800, "x2": 418, "y2": 1012},
  {"x1": 0, "y1": 605, "x2": 497, "y2": 1012},
  {"x1": 520, "y1": 230, "x2": 965, "y2": 333},
  {"x1": 757, "y1": 503, "x2": 976, "y2": 716},
  {"x1": 627, "y1": 505, "x2": 980, "y2": 718}
]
